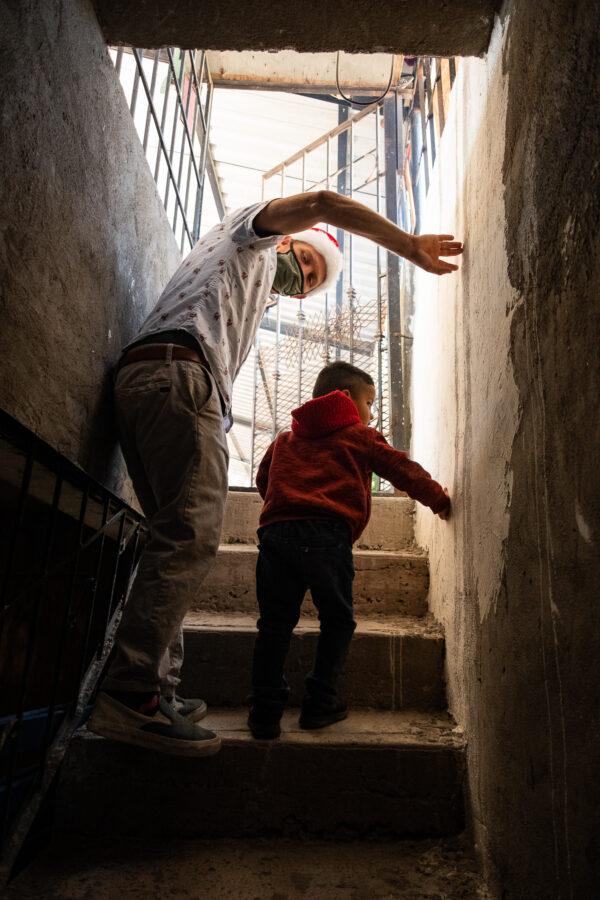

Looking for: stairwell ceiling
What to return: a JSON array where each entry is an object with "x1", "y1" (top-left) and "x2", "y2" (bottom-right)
[{"x1": 93, "y1": 0, "x2": 500, "y2": 58}]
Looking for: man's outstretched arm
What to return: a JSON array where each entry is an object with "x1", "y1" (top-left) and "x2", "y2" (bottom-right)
[{"x1": 253, "y1": 190, "x2": 463, "y2": 276}]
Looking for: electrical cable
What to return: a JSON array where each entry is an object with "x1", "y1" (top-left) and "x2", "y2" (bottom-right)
[{"x1": 335, "y1": 51, "x2": 396, "y2": 106}]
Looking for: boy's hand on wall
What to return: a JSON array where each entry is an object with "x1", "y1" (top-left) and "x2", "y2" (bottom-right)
[
  {"x1": 408, "y1": 234, "x2": 463, "y2": 275},
  {"x1": 437, "y1": 488, "x2": 451, "y2": 520}
]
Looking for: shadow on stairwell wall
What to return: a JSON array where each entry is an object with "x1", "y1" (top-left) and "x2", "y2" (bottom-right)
[{"x1": 0, "y1": 0, "x2": 181, "y2": 506}]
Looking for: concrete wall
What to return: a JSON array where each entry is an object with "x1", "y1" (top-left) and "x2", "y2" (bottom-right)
[
  {"x1": 94, "y1": 0, "x2": 500, "y2": 57},
  {"x1": 0, "y1": 0, "x2": 181, "y2": 497},
  {"x1": 411, "y1": 1, "x2": 600, "y2": 896}
]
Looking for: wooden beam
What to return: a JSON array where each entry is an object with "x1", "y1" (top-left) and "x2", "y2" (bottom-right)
[{"x1": 439, "y1": 57, "x2": 452, "y2": 130}]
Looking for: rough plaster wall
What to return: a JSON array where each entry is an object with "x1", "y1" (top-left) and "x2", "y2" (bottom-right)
[
  {"x1": 412, "y1": 4, "x2": 517, "y2": 706},
  {"x1": 0, "y1": 0, "x2": 181, "y2": 497},
  {"x1": 412, "y1": 2, "x2": 600, "y2": 896}
]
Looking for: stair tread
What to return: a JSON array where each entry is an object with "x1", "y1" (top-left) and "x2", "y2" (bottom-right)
[
  {"x1": 183, "y1": 610, "x2": 444, "y2": 638},
  {"x1": 63, "y1": 719, "x2": 464, "y2": 838},
  {"x1": 7, "y1": 834, "x2": 485, "y2": 900},
  {"x1": 217, "y1": 543, "x2": 427, "y2": 559},
  {"x1": 169, "y1": 707, "x2": 464, "y2": 749},
  {"x1": 228, "y1": 490, "x2": 414, "y2": 502}
]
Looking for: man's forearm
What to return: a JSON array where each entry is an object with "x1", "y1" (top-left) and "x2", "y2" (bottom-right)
[
  {"x1": 318, "y1": 191, "x2": 414, "y2": 257},
  {"x1": 254, "y1": 189, "x2": 463, "y2": 275},
  {"x1": 255, "y1": 190, "x2": 413, "y2": 257}
]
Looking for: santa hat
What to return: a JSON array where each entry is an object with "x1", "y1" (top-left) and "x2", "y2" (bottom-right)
[{"x1": 291, "y1": 227, "x2": 343, "y2": 295}]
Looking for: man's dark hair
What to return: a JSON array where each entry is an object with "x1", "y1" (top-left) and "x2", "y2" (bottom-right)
[{"x1": 312, "y1": 361, "x2": 374, "y2": 399}]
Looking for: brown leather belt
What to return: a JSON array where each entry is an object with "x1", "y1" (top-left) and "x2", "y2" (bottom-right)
[{"x1": 117, "y1": 344, "x2": 208, "y2": 372}]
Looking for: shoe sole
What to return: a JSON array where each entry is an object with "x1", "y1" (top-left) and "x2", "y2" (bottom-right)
[
  {"x1": 299, "y1": 710, "x2": 348, "y2": 730},
  {"x1": 88, "y1": 719, "x2": 222, "y2": 757}
]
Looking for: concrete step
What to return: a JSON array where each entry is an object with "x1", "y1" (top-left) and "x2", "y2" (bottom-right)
[
  {"x1": 196, "y1": 545, "x2": 429, "y2": 617},
  {"x1": 59, "y1": 710, "x2": 465, "y2": 839},
  {"x1": 180, "y1": 612, "x2": 445, "y2": 710},
  {"x1": 223, "y1": 490, "x2": 416, "y2": 551},
  {"x1": 7, "y1": 834, "x2": 489, "y2": 900}
]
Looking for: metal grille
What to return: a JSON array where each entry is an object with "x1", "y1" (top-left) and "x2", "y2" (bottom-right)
[
  {"x1": 251, "y1": 101, "x2": 395, "y2": 488},
  {"x1": 0, "y1": 412, "x2": 146, "y2": 882},
  {"x1": 251, "y1": 298, "x2": 390, "y2": 489},
  {"x1": 110, "y1": 47, "x2": 214, "y2": 252}
]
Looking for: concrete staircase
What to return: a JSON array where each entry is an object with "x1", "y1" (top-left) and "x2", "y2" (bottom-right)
[{"x1": 56, "y1": 491, "x2": 466, "y2": 840}]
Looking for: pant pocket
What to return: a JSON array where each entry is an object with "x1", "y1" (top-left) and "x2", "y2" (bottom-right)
[
  {"x1": 182, "y1": 362, "x2": 213, "y2": 414},
  {"x1": 115, "y1": 362, "x2": 172, "y2": 395}
]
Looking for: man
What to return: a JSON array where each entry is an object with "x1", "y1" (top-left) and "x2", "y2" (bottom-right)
[{"x1": 88, "y1": 190, "x2": 463, "y2": 756}]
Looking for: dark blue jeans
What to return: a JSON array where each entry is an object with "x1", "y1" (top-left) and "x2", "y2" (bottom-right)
[{"x1": 251, "y1": 519, "x2": 356, "y2": 705}]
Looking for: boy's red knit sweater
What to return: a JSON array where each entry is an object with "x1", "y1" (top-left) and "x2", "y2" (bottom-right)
[{"x1": 256, "y1": 390, "x2": 449, "y2": 542}]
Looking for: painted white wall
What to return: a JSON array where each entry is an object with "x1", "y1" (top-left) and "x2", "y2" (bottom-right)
[{"x1": 410, "y1": 16, "x2": 519, "y2": 723}]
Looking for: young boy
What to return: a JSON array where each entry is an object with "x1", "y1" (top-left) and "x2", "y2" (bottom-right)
[{"x1": 248, "y1": 361, "x2": 451, "y2": 740}]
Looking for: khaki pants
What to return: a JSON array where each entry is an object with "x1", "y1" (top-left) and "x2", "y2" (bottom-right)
[{"x1": 104, "y1": 348, "x2": 229, "y2": 696}]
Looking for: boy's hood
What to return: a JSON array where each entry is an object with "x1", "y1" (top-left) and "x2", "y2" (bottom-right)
[{"x1": 291, "y1": 390, "x2": 360, "y2": 438}]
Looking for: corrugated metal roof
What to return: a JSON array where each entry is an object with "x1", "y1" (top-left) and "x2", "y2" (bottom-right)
[{"x1": 204, "y1": 89, "x2": 338, "y2": 219}]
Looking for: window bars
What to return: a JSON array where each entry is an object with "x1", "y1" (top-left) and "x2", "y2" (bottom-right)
[
  {"x1": 110, "y1": 47, "x2": 214, "y2": 253},
  {"x1": 0, "y1": 411, "x2": 146, "y2": 884}
]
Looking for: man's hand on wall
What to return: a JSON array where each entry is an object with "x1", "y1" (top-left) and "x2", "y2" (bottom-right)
[{"x1": 407, "y1": 234, "x2": 464, "y2": 275}]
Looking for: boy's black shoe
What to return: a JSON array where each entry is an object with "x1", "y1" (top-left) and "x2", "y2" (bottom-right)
[
  {"x1": 299, "y1": 697, "x2": 348, "y2": 730},
  {"x1": 247, "y1": 701, "x2": 284, "y2": 740}
]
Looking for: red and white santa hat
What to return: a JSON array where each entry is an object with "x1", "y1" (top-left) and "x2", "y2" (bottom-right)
[{"x1": 291, "y1": 226, "x2": 343, "y2": 295}]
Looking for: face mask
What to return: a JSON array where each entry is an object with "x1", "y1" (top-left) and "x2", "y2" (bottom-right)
[{"x1": 272, "y1": 245, "x2": 304, "y2": 296}]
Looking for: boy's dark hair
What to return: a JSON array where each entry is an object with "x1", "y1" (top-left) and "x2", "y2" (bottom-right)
[{"x1": 312, "y1": 361, "x2": 374, "y2": 399}]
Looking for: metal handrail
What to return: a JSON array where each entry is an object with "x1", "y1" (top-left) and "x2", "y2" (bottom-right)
[
  {"x1": 0, "y1": 410, "x2": 147, "y2": 884},
  {"x1": 262, "y1": 99, "x2": 382, "y2": 181}
]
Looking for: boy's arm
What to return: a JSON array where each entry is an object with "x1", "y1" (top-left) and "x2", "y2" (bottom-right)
[
  {"x1": 367, "y1": 430, "x2": 450, "y2": 514},
  {"x1": 255, "y1": 443, "x2": 274, "y2": 499}
]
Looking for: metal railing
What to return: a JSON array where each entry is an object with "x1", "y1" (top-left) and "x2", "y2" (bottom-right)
[
  {"x1": 251, "y1": 57, "x2": 458, "y2": 485},
  {"x1": 110, "y1": 47, "x2": 215, "y2": 252},
  {"x1": 0, "y1": 411, "x2": 146, "y2": 884},
  {"x1": 253, "y1": 99, "x2": 395, "y2": 488}
]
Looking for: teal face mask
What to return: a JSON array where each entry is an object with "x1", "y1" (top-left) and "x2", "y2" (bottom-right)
[{"x1": 272, "y1": 245, "x2": 304, "y2": 296}]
